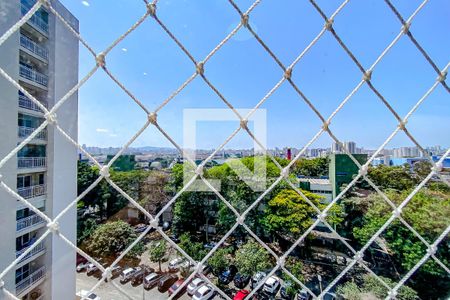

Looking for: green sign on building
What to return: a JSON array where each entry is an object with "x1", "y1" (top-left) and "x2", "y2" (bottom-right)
[{"x1": 329, "y1": 153, "x2": 368, "y2": 199}]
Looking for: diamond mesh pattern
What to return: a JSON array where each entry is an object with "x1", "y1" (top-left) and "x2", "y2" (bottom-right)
[{"x1": 0, "y1": 0, "x2": 448, "y2": 299}]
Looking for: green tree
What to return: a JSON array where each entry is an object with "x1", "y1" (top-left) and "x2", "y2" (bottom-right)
[
  {"x1": 207, "y1": 247, "x2": 233, "y2": 275},
  {"x1": 234, "y1": 240, "x2": 273, "y2": 276},
  {"x1": 351, "y1": 189, "x2": 450, "y2": 298},
  {"x1": 77, "y1": 218, "x2": 98, "y2": 245},
  {"x1": 149, "y1": 240, "x2": 168, "y2": 271},
  {"x1": 282, "y1": 257, "x2": 304, "y2": 298},
  {"x1": 293, "y1": 157, "x2": 329, "y2": 177},
  {"x1": 178, "y1": 233, "x2": 208, "y2": 261},
  {"x1": 86, "y1": 220, "x2": 143, "y2": 258},
  {"x1": 336, "y1": 274, "x2": 418, "y2": 300},
  {"x1": 261, "y1": 189, "x2": 344, "y2": 239},
  {"x1": 367, "y1": 164, "x2": 416, "y2": 191},
  {"x1": 412, "y1": 160, "x2": 432, "y2": 181}
]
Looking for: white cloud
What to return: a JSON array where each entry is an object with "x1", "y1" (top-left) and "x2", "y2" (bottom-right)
[
  {"x1": 121, "y1": 48, "x2": 127, "y2": 52},
  {"x1": 143, "y1": 72, "x2": 147, "y2": 76},
  {"x1": 109, "y1": 133, "x2": 118, "y2": 137},
  {"x1": 81, "y1": 1, "x2": 90, "y2": 7},
  {"x1": 96, "y1": 128, "x2": 108, "y2": 133}
]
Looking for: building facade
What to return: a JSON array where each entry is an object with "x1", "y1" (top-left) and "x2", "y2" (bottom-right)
[
  {"x1": 329, "y1": 153, "x2": 368, "y2": 199},
  {"x1": 0, "y1": 1, "x2": 78, "y2": 299}
]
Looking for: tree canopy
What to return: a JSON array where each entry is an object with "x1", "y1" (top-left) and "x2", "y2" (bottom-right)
[{"x1": 234, "y1": 240, "x2": 273, "y2": 276}]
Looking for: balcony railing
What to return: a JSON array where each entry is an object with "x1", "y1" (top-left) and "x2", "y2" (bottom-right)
[
  {"x1": 21, "y1": 4, "x2": 49, "y2": 34},
  {"x1": 16, "y1": 242, "x2": 45, "y2": 263},
  {"x1": 18, "y1": 126, "x2": 47, "y2": 141},
  {"x1": 17, "y1": 184, "x2": 46, "y2": 199},
  {"x1": 20, "y1": 34, "x2": 49, "y2": 61},
  {"x1": 19, "y1": 65, "x2": 48, "y2": 87},
  {"x1": 16, "y1": 266, "x2": 46, "y2": 295},
  {"x1": 16, "y1": 214, "x2": 45, "y2": 232},
  {"x1": 18, "y1": 94, "x2": 48, "y2": 113},
  {"x1": 17, "y1": 157, "x2": 47, "y2": 169}
]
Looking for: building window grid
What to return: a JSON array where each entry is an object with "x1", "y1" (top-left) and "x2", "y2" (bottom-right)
[{"x1": 0, "y1": 0, "x2": 448, "y2": 300}]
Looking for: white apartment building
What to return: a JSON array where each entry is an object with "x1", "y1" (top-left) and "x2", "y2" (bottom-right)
[{"x1": 0, "y1": 1, "x2": 78, "y2": 299}]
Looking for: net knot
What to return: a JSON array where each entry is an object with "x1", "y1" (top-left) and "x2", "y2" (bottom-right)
[
  {"x1": 47, "y1": 221, "x2": 60, "y2": 234},
  {"x1": 196, "y1": 61, "x2": 204, "y2": 75},
  {"x1": 148, "y1": 112, "x2": 158, "y2": 125},
  {"x1": 402, "y1": 22, "x2": 411, "y2": 34},
  {"x1": 398, "y1": 120, "x2": 407, "y2": 131},
  {"x1": 325, "y1": 19, "x2": 333, "y2": 31},
  {"x1": 363, "y1": 70, "x2": 372, "y2": 81},
  {"x1": 45, "y1": 112, "x2": 57, "y2": 125},
  {"x1": 241, "y1": 14, "x2": 249, "y2": 28},
  {"x1": 147, "y1": 3, "x2": 156, "y2": 17},
  {"x1": 236, "y1": 215, "x2": 245, "y2": 225},
  {"x1": 358, "y1": 165, "x2": 368, "y2": 177},
  {"x1": 437, "y1": 71, "x2": 447, "y2": 82},
  {"x1": 284, "y1": 67, "x2": 292, "y2": 80},
  {"x1": 100, "y1": 166, "x2": 110, "y2": 178},
  {"x1": 240, "y1": 119, "x2": 248, "y2": 130},
  {"x1": 96, "y1": 52, "x2": 106, "y2": 68}
]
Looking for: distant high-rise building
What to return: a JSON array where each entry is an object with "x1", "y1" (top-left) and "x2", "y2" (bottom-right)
[
  {"x1": 344, "y1": 141, "x2": 356, "y2": 154},
  {"x1": 0, "y1": 1, "x2": 78, "y2": 299},
  {"x1": 332, "y1": 142, "x2": 342, "y2": 153}
]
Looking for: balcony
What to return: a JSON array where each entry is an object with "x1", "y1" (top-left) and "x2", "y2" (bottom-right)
[
  {"x1": 16, "y1": 241, "x2": 45, "y2": 264},
  {"x1": 18, "y1": 126, "x2": 47, "y2": 141},
  {"x1": 18, "y1": 94, "x2": 48, "y2": 113},
  {"x1": 18, "y1": 184, "x2": 46, "y2": 199},
  {"x1": 16, "y1": 214, "x2": 45, "y2": 233},
  {"x1": 17, "y1": 157, "x2": 47, "y2": 169},
  {"x1": 21, "y1": 4, "x2": 49, "y2": 35},
  {"x1": 16, "y1": 266, "x2": 46, "y2": 296},
  {"x1": 20, "y1": 34, "x2": 49, "y2": 61},
  {"x1": 19, "y1": 64, "x2": 48, "y2": 88}
]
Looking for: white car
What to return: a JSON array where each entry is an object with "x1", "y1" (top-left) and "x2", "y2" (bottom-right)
[
  {"x1": 187, "y1": 278, "x2": 206, "y2": 296},
  {"x1": 263, "y1": 275, "x2": 281, "y2": 295},
  {"x1": 192, "y1": 285, "x2": 215, "y2": 300},
  {"x1": 86, "y1": 263, "x2": 99, "y2": 275},
  {"x1": 168, "y1": 257, "x2": 185, "y2": 272},
  {"x1": 120, "y1": 267, "x2": 141, "y2": 283},
  {"x1": 76, "y1": 261, "x2": 90, "y2": 272},
  {"x1": 76, "y1": 290, "x2": 101, "y2": 300}
]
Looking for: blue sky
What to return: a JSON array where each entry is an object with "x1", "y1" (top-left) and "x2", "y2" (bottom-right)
[{"x1": 59, "y1": 0, "x2": 449, "y2": 150}]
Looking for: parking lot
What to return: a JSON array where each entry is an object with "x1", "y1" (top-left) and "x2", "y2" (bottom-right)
[{"x1": 76, "y1": 271, "x2": 192, "y2": 300}]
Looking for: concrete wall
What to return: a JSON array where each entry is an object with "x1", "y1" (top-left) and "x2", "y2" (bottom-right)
[
  {"x1": 0, "y1": 2, "x2": 21, "y2": 295},
  {"x1": 47, "y1": 1, "x2": 79, "y2": 299}
]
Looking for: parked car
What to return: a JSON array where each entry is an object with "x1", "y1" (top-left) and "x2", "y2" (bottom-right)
[
  {"x1": 187, "y1": 278, "x2": 206, "y2": 296},
  {"x1": 233, "y1": 289, "x2": 250, "y2": 300},
  {"x1": 86, "y1": 263, "x2": 100, "y2": 276},
  {"x1": 110, "y1": 266, "x2": 122, "y2": 280},
  {"x1": 76, "y1": 290, "x2": 101, "y2": 300},
  {"x1": 76, "y1": 254, "x2": 88, "y2": 266},
  {"x1": 192, "y1": 285, "x2": 215, "y2": 300},
  {"x1": 168, "y1": 257, "x2": 185, "y2": 272},
  {"x1": 180, "y1": 259, "x2": 195, "y2": 271},
  {"x1": 120, "y1": 267, "x2": 142, "y2": 284},
  {"x1": 263, "y1": 276, "x2": 281, "y2": 295},
  {"x1": 158, "y1": 274, "x2": 179, "y2": 292},
  {"x1": 250, "y1": 272, "x2": 267, "y2": 289},
  {"x1": 144, "y1": 272, "x2": 163, "y2": 290},
  {"x1": 168, "y1": 278, "x2": 187, "y2": 299},
  {"x1": 130, "y1": 266, "x2": 153, "y2": 286},
  {"x1": 76, "y1": 261, "x2": 90, "y2": 272},
  {"x1": 203, "y1": 242, "x2": 217, "y2": 250},
  {"x1": 218, "y1": 265, "x2": 238, "y2": 285},
  {"x1": 296, "y1": 289, "x2": 312, "y2": 300},
  {"x1": 234, "y1": 273, "x2": 251, "y2": 289}
]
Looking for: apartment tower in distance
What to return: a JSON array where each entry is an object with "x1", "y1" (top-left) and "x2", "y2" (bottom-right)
[{"x1": 0, "y1": 0, "x2": 78, "y2": 299}]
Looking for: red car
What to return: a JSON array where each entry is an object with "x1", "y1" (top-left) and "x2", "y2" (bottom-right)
[
  {"x1": 234, "y1": 289, "x2": 250, "y2": 300},
  {"x1": 168, "y1": 279, "x2": 187, "y2": 299}
]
